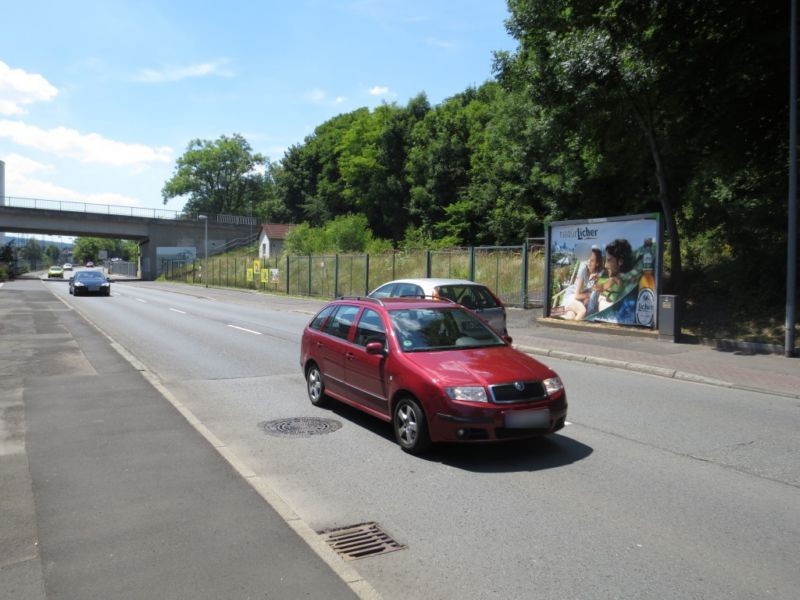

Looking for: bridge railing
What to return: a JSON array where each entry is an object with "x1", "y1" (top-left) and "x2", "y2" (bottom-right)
[
  {"x1": 2, "y1": 196, "x2": 183, "y2": 219},
  {"x1": 1, "y1": 195, "x2": 259, "y2": 224}
]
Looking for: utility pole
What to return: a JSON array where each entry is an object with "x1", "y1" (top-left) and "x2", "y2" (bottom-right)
[
  {"x1": 198, "y1": 215, "x2": 208, "y2": 288},
  {"x1": 787, "y1": 0, "x2": 798, "y2": 357}
]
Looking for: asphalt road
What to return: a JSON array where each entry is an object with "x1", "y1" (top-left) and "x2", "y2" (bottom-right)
[{"x1": 16, "y1": 278, "x2": 800, "y2": 598}]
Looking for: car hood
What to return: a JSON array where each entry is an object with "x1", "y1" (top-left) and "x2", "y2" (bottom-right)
[{"x1": 401, "y1": 345, "x2": 556, "y2": 386}]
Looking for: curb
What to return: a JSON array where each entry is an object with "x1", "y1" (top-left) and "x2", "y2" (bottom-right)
[
  {"x1": 56, "y1": 292, "x2": 383, "y2": 600},
  {"x1": 515, "y1": 344, "x2": 800, "y2": 399}
]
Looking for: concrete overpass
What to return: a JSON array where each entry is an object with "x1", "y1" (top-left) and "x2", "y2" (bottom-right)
[{"x1": 0, "y1": 197, "x2": 258, "y2": 280}]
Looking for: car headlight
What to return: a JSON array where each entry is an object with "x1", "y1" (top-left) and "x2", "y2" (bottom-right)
[
  {"x1": 74, "y1": 282, "x2": 85, "y2": 287},
  {"x1": 101, "y1": 282, "x2": 110, "y2": 287},
  {"x1": 543, "y1": 377, "x2": 564, "y2": 395},
  {"x1": 445, "y1": 386, "x2": 488, "y2": 402}
]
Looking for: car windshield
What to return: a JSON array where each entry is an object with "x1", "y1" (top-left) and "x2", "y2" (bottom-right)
[
  {"x1": 389, "y1": 307, "x2": 504, "y2": 352},
  {"x1": 76, "y1": 272, "x2": 105, "y2": 280}
]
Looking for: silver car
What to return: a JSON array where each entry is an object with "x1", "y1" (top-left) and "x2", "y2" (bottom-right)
[{"x1": 368, "y1": 278, "x2": 507, "y2": 334}]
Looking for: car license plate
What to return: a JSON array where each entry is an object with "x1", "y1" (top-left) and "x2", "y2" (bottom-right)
[{"x1": 505, "y1": 409, "x2": 550, "y2": 429}]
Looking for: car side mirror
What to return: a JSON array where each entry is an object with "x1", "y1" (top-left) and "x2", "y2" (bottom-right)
[
  {"x1": 502, "y1": 335, "x2": 513, "y2": 345},
  {"x1": 365, "y1": 341, "x2": 386, "y2": 355}
]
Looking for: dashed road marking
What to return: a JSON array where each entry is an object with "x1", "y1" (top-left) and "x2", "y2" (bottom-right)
[
  {"x1": 227, "y1": 324, "x2": 262, "y2": 335},
  {"x1": 170, "y1": 308, "x2": 187, "y2": 314},
  {"x1": 135, "y1": 298, "x2": 147, "y2": 303}
]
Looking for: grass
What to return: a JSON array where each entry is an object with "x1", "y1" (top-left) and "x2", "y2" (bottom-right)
[{"x1": 161, "y1": 245, "x2": 797, "y2": 348}]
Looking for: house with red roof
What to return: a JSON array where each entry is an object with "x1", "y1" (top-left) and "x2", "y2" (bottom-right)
[{"x1": 258, "y1": 223, "x2": 295, "y2": 259}]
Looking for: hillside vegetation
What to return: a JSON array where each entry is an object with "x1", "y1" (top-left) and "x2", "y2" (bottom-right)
[{"x1": 157, "y1": 1, "x2": 796, "y2": 345}]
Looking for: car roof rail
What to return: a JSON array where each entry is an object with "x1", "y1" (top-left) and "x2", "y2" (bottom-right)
[
  {"x1": 335, "y1": 296, "x2": 385, "y2": 306},
  {"x1": 393, "y1": 294, "x2": 457, "y2": 304}
]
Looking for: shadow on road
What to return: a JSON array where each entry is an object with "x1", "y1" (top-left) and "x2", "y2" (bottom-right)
[
  {"x1": 325, "y1": 401, "x2": 592, "y2": 472},
  {"x1": 428, "y1": 434, "x2": 593, "y2": 473}
]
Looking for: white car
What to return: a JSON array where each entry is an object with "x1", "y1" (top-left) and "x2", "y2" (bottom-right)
[
  {"x1": 62, "y1": 263, "x2": 73, "y2": 271},
  {"x1": 368, "y1": 278, "x2": 508, "y2": 334}
]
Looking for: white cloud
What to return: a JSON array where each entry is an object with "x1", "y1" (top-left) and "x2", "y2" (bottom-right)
[
  {"x1": 305, "y1": 88, "x2": 328, "y2": 103},
  {"x1": 425, "y1": 37, "x2": 457, "y2": 49},
  {"x1": 2, "y1": 153, "x2": 140, "y2": 206},
  {"x1": 135, "y1": 59, "x2": 234, "y2": 83},
  {"x1": 2, "y1": 152, "x2": 53, "y2": 175},
  {"x1": 0, "y1": 61, "x2": 58, "y2": 116},
  {"x1": 369, "y1": 85, "x2": 392, "y2": 97},
  {"x1": 0, "y1": 120, "x2": 172, "y2": 167},
  {"x1": 303, "y1": 89, "x2": 347, "y2": 107}
]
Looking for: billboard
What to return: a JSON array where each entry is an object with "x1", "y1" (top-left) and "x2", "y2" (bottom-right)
[{"x1": 547, "y1": 214, "x2": 661, "y2": 328}]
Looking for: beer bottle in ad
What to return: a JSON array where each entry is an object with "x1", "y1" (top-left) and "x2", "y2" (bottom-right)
[{"x1": 636, "y1": 238, "x2": 655, "y2": 326}]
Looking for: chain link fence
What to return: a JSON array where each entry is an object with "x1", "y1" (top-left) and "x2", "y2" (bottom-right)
[{"x1": 161, "y1": 242, "x2": 547, "y2": 308}]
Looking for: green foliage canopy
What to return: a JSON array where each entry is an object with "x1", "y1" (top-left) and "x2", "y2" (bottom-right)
[{"x1": 162, "y1": 134, "x2": 269, "y2": 217}]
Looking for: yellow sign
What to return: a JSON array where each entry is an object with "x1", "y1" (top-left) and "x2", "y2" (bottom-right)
[
  {"x1": 260, "y1": 268, "x2": 269, "y2": 283},
  {"x1": 246, "y1": 268, "x2": 254, "y2": 282},
  {"x1": 253, "y1": 260, "x2": 261, "y2": 274}
]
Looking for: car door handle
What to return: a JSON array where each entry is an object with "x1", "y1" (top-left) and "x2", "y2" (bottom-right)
[{"x1": 345, "y1": 352, "x2": 355, "y2": 360}]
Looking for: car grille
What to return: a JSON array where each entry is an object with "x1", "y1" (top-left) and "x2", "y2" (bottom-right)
[{"x1": 489, "y1": 381, "x2": 547, "y2": 403}]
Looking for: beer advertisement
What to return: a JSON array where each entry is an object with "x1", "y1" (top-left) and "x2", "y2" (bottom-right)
[{"x1": 547, "y1": 214, "x2": 661, "y2": 328}]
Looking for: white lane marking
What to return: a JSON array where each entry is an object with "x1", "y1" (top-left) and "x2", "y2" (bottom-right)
[
  {"x1": 135, "y1": 298, "x2": 147, "y2": 303},
  {"x1": 170, "y1": 308, "x2": 187, "y2": 314},
  {"x1": 0, "y1": 283, "x2": 4, "y2": 289},
  {"x1": 227, "y1": 324, "x2": 262, "y2": 335}
]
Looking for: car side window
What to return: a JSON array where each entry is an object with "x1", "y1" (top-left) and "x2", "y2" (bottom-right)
[
  {"x1": 472, "y1": 286, "x2": 498, "y2": 308},
  {"x1": 371, "y1": 283, "x2": 396, "y2": 298},
  {"x1": 309, "y1": 306, "x2": 335, "y2": 331},
  {"x1": 354, "y1": 309, "x2": 387, "y2": 347},
  {"x1": 321, "y1": 305, "x2": 360, "y2": 340},
  {"x1": 395, "y1": 283, "x2": 423, "y2": 298}
]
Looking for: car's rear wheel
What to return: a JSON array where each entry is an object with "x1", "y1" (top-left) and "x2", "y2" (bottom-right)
[
  {"x1": 393, "y1": 396, "x2": 431, "y2": 454},
  {"x1": 306, "y1": 363, "x2": 329, "y2": 407}
]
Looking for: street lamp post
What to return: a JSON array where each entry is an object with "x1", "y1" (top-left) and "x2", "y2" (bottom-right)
[{"x1": 198, "y1": 215, "x2": 208, "y2": 288}]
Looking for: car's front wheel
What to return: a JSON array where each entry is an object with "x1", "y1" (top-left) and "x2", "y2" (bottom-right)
[
  {"x1": 306, "y1": 363, "x2": 329, "y2": 407},
  {"x1": 393, "y1": 396, "x2": 431, "y2": 454}
]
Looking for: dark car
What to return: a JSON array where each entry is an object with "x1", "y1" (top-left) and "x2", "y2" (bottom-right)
[
  {"x1": 368, "y1": 278, "x2": 507, "y2": 334},
  {"x1": 69, "y1": 270, "x2": 111, "y2": 296},
  {"x1": 300, "y1": 297, "x2": 567, "y2": 454}
]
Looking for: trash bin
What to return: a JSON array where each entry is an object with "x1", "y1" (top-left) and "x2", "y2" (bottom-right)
[{"x1": 658, "y1": 295, "x2": 681, "y2": 342}]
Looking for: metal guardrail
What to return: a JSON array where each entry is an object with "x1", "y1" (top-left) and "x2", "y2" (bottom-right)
[{"x1": 1, "y1": 195, "x2": 258, "y2": 225}]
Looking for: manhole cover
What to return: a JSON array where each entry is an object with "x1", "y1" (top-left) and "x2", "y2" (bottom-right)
[{"x1": 259, "y1": 417, "x2": 342, "y2": 437}]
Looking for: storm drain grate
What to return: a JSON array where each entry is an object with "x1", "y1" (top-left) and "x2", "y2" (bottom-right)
[
  {"x1": 320, "y1": 522, "x2": 406, "y2": 561},
  {"x1": 259, "y1": 417, "x2": 342, "y2": 437}
]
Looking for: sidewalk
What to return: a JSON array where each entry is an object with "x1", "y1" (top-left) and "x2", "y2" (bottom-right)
[
  {"x1": 506, "y1": 312, "x2": 800, "y2": 400},
  {"x1": 0, "y1": 281, "x2": 363, "y2": 600}
]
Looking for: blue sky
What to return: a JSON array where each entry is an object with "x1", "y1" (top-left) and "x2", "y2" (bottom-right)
[{"x1": 0, "y1": 0, "x2": 516, "y2": 216}]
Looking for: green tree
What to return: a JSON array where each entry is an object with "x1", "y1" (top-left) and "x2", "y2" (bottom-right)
[
  {"x1": 21, "y1": 239, "x2": 43, "y2": 267},
  {"x1": 72, "y1": 237, "x2": 104, "y2": 264},
  {"x1": 45, "y1": 244, "x2": 61, "y2": 264},
  {"x1": 162, "y1": 134, "x2": 268, "y2": 216},
  {"x1": 496, "y1": 0, "x2": 788, "y2": 293}
]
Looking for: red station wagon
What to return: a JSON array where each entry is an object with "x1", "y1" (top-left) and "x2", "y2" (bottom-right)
[{"x1": 300, "y1": 297, "x2": 567, "y2": 454}]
